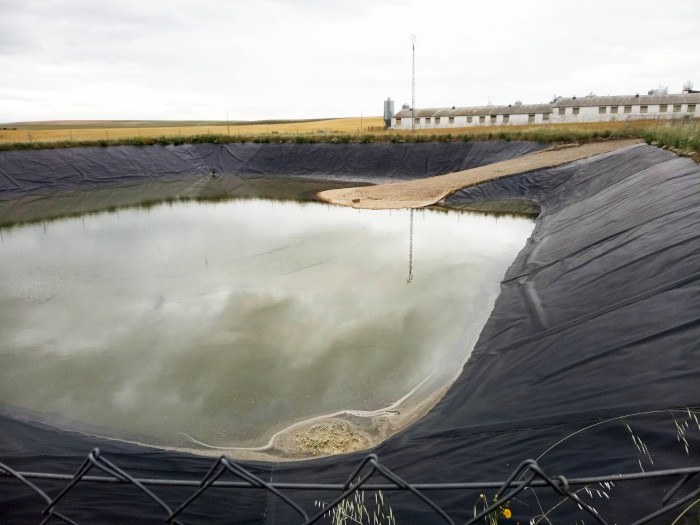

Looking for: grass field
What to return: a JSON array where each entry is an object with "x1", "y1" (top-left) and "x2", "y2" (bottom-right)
[{"x1": 0, "y1": 116, "x2": 697, "y2": 161}]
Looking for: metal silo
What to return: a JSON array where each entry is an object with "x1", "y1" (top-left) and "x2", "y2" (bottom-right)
[{"x1": 383, "y1": 97, "x2": 395, "y2": 129}]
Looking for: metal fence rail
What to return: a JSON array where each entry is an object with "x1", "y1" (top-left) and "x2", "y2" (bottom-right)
[{"x1": 2, "y1": 449, "x2": 699, "y2": 525}]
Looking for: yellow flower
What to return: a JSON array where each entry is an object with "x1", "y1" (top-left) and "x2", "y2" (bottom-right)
[{"x1": 503, "y1": 508, "x2": 512, "y2": 519}]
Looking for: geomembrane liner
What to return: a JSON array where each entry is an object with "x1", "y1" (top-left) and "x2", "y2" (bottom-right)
[{"x1": 1, "y1": 141, "x2": 699, "y2": 524}]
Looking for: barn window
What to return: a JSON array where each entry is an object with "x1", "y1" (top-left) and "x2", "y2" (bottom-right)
[
  {"x1": 673, "y1": 104, "x2": 682, "y2": 112},
  {"x1": 479, "y1": 116, "x2": 485, "y2": 124},
  {"x1": 467, "y1": 116, "x2": 473, "y2": 123},
  {"x1": 572, "y1": 107, "x2": 580, "y2": 115},
  {"x1": 624, "y1": 106, "x2": 632, "y2": 113},
  {"x1": 448, "y1": 116, "x2": 454, "y2": 124},
  {"x1": 558, "y1": 107, "x2": 566, "y2": 115},
  {"x1": 611, "y1": 106, "x2": 619, "y2": 114},
  {"x1": 528, "y1": 114, "x2": 535, "y2": 123},
  {"x1": 490, "y1": 115, "x2": 497, "y2": 123},
  {"x1": 435, "y1": 117, "x2": 440, "y2": 124},
  {"x1": 543, "y1": 113, "x2": 549, "y2": 121},
  {"x1": 689, "y1": 104, "x2": 697, "y2": 112},
  {"x1": 640, "y1": 105, "x2": 648, "y2": 114},
  {"x1": 415, "y1": 117, "x2": 420, "y2": 124},
  {"x1": 599, "y1": 106, "x2": 607, "y2": 114},
  {"x1": 396, "y1": 118, "x2": 402, "y2": 125},
  {"x1": 659, "y1": 104, "x2": 667, "y2": 113},
  {"x1": 503, "y1": 115, "x2": 509, "y2": 123}
]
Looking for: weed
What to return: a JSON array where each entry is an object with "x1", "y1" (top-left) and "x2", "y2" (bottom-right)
[
  {"x1": 528, "y1": 483, "x2": 613, "y2": 525},
  {"x1": 528, "y1": 408, "x2": 700, "y2": 524},
  {"x1": 316, "y1": 486, "x2": 395, "y2": 525},
  {"x1": 473, "y1": 493, "x2": 512, "y2": 524}
]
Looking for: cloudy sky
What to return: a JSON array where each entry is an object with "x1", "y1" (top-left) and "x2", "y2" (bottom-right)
[{"x1": 1, "y1": 0, "x2": 699, "y2": 123}]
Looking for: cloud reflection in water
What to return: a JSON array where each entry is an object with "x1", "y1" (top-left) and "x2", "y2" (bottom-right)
[{"x1": 0, "y1": 199, "x2": 534, "y2": 448}]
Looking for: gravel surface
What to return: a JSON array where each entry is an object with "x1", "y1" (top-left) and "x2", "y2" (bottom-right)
[{"x1": 318, "y1": 139, "x2": 642, "y2": 209}]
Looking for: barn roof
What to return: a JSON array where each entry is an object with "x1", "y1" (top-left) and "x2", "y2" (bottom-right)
[
  {"x1": 394, "y1": 104, "x2": 553, "y2": 118},
  {"x1": 553, "y1": 93, "x2": 700, "y2": 107}
]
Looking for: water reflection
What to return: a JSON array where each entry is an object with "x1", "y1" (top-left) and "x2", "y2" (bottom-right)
[
  {"x1": 407, "y1": 209, "x2": 414, "y2": 284},
  {"x1": 0, "y1": 198, "x2": 534, "y2": 456}
]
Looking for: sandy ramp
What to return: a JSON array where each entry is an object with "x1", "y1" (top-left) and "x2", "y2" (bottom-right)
[{"x1": 318, "y1": 139, "x2": 642, "y2": 209}]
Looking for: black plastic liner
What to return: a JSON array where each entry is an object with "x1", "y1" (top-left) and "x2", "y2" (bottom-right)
[
  {"x1": 0, "y1": 141, "x2": 545, "y2": 227},
  {"x1": 0, "y1": 141, "x2": 545, "y2": 200},
  {"x1": 1, "y1": 142, "x2": 699, "y2": 524}
]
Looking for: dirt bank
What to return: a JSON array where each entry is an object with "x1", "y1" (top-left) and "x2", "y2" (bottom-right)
[{"x1": 318, "y1": 139, "x2": 642, "y2": 209}]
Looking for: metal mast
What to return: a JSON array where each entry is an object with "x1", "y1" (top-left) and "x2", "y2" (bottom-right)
[
  {"x1": 407, "y1": 208, "x2": 414, "y2": 283},
  {"x1": 411, "y1": 34, "x2": 416, "y2": 133}
]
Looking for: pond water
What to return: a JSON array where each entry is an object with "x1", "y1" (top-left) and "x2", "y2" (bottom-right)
[{"x1": 0, "y1": 198, "x2": 534, "y2": 458}]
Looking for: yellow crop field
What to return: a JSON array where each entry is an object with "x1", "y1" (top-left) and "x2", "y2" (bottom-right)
[
  {"x1": 1, "y1": 115, "x2": 692, "y2": 144},
  {"x1": 1, "y1": 116, "x2": 696, "y2": 162},
  {"x1": 0, "y1": 117, "x2": 386, "y2": 143}
]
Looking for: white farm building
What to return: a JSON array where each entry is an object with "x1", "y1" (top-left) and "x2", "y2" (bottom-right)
[{"x1": 390, "y1": 88, "x2": 700, "y2": 130}]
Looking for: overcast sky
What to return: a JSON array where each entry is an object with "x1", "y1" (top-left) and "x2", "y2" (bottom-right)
[{"x1": 1, "y1": 0, "x2": 699, "y2": 123}]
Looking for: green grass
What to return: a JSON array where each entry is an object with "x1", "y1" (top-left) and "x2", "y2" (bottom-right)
[{"x1": 639, "y1": 125, "x2": 700, "y2": 152}]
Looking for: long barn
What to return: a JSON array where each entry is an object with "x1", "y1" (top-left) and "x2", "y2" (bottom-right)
[{"x1": 391, "y1": 90, "x2": 700, "y2": 130}]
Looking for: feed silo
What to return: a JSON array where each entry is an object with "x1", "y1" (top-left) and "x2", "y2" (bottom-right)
[{"x1": 383, "y1": 97, "x2": 394, "y2": 128}]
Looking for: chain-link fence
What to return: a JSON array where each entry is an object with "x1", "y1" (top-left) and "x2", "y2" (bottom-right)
[{"x1": 2, "y1": 448, "x2": 699, "y2": 524}]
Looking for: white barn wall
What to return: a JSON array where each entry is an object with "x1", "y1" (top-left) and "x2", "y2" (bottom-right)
[
  {"x1": 391, "y1": 93, "x2": 700, "y2": 130},
  {"x1": 392, "y1": 113, "x2": 552, "y2": 130},
  {"x1": 550, "y1": 103, "x2": 699, "y2": 124}
]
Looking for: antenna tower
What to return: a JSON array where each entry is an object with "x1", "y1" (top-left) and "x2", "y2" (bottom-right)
[
  {"x1": 407, "y1": 208, "x2": 414, "y2": 283},
  {"x1": 411, "y1": 34, "x2": 416, "y2": 133}
]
